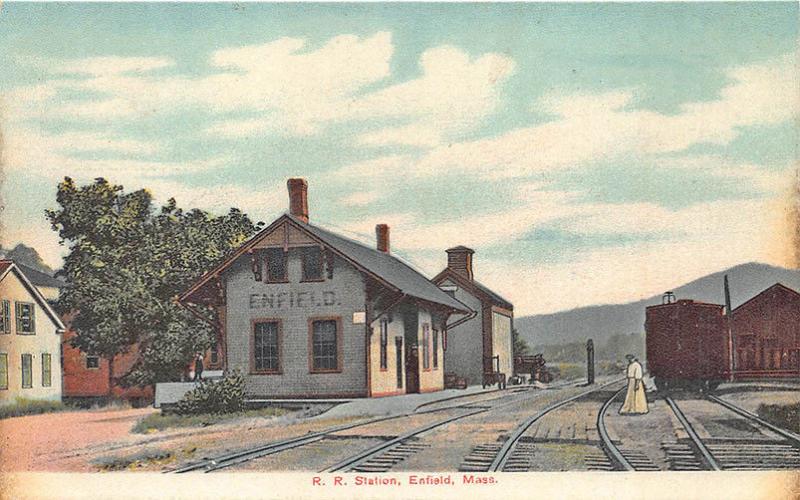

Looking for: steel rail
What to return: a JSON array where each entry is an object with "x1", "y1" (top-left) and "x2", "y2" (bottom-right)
[
  {"x1": 321, "y1": 407, "x2": 488, "y2": 473},
  {"x1": 596, "y1": 387, "x2": 635, "y2": 471},
  {"x1": 664, "y1": 396, "x2": 722, "y2": 471},
  {"x1": 324, "y1": 381, "x2": 597, "y2": 473},
  {"x1": 707, "y1": 394, "x2": 800, "y2": 447},
  {"x1": 169, "y1": 389, "x2": 523, "y2": 473},
  {"x1": 488, "y1": 378, "x2": 625, "y2": 472}
]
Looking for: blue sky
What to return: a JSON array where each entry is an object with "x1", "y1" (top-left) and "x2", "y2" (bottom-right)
[{"x1": 1, "y1": 3, "x2": 797, "y2": 314}]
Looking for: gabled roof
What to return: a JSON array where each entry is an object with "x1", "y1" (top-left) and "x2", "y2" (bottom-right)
[
  {"x1": 0, "y1": 260, "x2": 66, "y2": 330},
  {"x1": 432, "y1": 267, "x2": 514, "y2": 311},
  {"x1": 180, "y1": 214, "x2": 468, "y2": 313},
  {"x1": 732, "y1": 283, "x2": 800, "y2": 314}
]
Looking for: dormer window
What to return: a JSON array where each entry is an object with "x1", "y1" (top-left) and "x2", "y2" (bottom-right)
[
  {"x1": 265, "y1": 248, "x2": 288, "y2": 283},
  {"x1": 302, "y1": 246, "x2": 323, "y2": 282}
]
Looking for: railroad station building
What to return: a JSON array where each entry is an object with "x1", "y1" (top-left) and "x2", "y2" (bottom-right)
[
  {"x1": 179, "y1": 179, "x2": 469, "y2": 399},
  {"x1": 732, "y1": 283, "x2": 800, "y2": 378},
  {"x1": 0, "y1": 260, "x2": 66, "y2": 405},
  {"x1": 432, "y1": 247, "x2": 514, "y2": 387}
]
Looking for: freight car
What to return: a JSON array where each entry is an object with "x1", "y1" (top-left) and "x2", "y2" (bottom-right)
[{"x1": 645, "y1": 295, "x2": 729, "y2": 391}]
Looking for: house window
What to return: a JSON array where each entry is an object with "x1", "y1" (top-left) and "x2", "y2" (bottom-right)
[
  {"x1": 311, "y1": 319, "x2": 339, "y2": 372},
  {"x1": 302, "y1": 246, "x2": 323, "y2": 281},
  {"x1": 253, "y1": 321, "x2": 280, "y2": 373},
  {"x1": 432, "y1": 329, "x2": 439, "y2": 369},
  {"x1": 379, "y1": 319, "x2": 388, "y2": 370},
  {"x1": 0, "y1": 300, "x2": 10, "y2": 334},
  {"x1": 21, "y1": 354, "x2": 32, "y2": 388},
  {"x1": 86, "y1": 356, "x2": 100, "y2": 369},
  {"x1": 422, "y1": 324, "x2": 431, "y2": 370},
  {"x1": 15, "y1": 302, "x2": 35, "y2": 334},
  {"x1": 42, "y1": 353, "x2": 52, "y2": 387},
  {"x1": 265, "y1": 248, "x2": 288, "y2": 282},
  {"x1": 0, "y1": 354, "x2": 7, "y2": 390}
]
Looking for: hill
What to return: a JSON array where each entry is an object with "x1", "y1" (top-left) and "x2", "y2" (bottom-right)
[{"x1": 516, "y1": 262, "x2": 800, "y2": 351}]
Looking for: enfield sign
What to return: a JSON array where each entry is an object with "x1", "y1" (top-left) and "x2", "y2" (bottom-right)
[{"x1": 249, "y1": 290, "x2": 340, "y2": 309}]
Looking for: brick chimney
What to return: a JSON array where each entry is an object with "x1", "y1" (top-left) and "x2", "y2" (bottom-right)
[
  {"x1": 287, "y1": 178, "x2": 309, "y2": 223},
  {"x1": 446, "y1": 246, "x2": 475, "y2": 281},
  {"x1": 376, "y1": 224, "x2": 390, "y2": 253}
]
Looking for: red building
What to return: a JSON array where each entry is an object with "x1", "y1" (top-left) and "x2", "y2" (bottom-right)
[
  {"x1": 62, "y1": 326, "x2": 153, "y2": 405},
  {"x1": 732, "y1": 283, "x2": 800, "y2": 379}
]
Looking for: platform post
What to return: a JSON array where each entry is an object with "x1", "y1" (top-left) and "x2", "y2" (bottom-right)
[{"x1": 587, "y1": 339, "x2": 595, "y2": 385}]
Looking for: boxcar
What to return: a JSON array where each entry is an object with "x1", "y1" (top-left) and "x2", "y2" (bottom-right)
[{"x1": 645, "y1": 299, "x2": 728, "y2": 391}]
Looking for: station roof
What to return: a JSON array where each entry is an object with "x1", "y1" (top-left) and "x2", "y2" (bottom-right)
[{"x1": 180, "y1": 214, "x2": 469, "y2": 314}]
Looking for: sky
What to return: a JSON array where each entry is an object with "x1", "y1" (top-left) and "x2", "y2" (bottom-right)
[{"x1": 0, "y1": 3, "x2": 798, "y2": 315}]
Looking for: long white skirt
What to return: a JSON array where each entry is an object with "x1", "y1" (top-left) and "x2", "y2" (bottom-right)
[{"x1": 619, "y1": 378, "x2": 649, "y2": 414}]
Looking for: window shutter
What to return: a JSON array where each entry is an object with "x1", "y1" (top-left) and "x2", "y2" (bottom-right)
[
  {"x1": 30, "y1": 305, "x2": 35, "y2": 334},
  {"x1": 15, "y1": 302, "x2": 21, "y2": 333}
]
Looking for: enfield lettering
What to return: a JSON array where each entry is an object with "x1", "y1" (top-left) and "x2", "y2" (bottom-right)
[{"x1": 250, "y1": 290, "x2": 339, "y2": 309}]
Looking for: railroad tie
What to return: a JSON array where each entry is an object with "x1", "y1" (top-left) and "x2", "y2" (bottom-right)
[
  {"x1": 349, "y1": 441, "x2": 431, "y2": 473},
  {"x1": 458, "y1": 443, "x2": 504, "y2": 472}
]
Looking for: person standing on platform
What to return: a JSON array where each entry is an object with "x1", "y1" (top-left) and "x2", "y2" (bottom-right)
[{"x1": 619, "y1": 354, "x2": 648, "y2": 414}]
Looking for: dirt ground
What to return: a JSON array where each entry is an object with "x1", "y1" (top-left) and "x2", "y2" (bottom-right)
[
  {"x1": 0, "y1": 406, "x2": 364, "y2": 472},
  {"x1": 0, "y1": 407, "x2": 156, "y2": 471}
]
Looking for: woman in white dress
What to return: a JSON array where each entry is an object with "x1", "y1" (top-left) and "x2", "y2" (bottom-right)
[{"x1": 619, "y1": 354, "x2": 648, "y2": 414}]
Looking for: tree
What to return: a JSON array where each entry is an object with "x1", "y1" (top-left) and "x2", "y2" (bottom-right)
[
  {"x1": 512, "y1": 328, "x2": 530, "y2": 357},
  {"x1": 47, "y1": 177, "x2": 262, "y2": 391}
]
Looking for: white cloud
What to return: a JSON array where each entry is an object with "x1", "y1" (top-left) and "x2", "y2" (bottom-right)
[
  {"x1": 50, "y1": 56, "x2": 174, "y2": 76},
  {"x1": 339, "y1": 190, "x2": 381, "y2": 207},
  {"x1": 8, "y1": 33, "x2": 514, "y2": 145},
  {"x1": 2, "y1": 125, "x2": 226, "y2": 185},
  {"x1": 459, "y1": 194, "x2": 791, "y2": 314},
  {"x1": 368, "y1": 54, "x2": 799, "y2": 181}
]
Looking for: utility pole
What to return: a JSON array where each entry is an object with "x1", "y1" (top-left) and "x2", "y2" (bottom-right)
[
  {"x1": 587, "y1": 339, "x2": 595, "y2": 385},
  {"x1": 724, "y1": 275, "x2": 735, "y2": 382}
]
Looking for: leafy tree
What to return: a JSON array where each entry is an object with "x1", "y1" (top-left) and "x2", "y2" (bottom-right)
[
  {"x1": 47, "y1": 177, "x2": 262, "y2": 391},
  {"x1": 512, "y1": 328, "x2": 530, "y2": 357}
]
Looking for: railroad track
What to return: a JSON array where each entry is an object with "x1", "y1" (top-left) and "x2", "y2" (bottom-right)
[
  {"x1": 168, "y1": 387, "x2": 533, "y2": 473},
  {"x1": 319, "y1": 383, "x2": 596, "y2": 473},
  {"x1": 663, "y1": 395, "x2": 800, "y2": 471},
  {"x1": 486, "y1": 379, "x2": 629, "y2": 472}
]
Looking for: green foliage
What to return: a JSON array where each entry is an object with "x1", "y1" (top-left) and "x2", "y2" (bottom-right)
[
  {"x1": 512, "y1": 328, "x2": 530, "y2": 357},
  {"x1": 91, "y1": 448, "x2": 173, "y2": 471},
  {"x1": 757, "y1": 402, "x2": 800, "y2": 433},
  {"x1": 174, "y1": 371, "x2": 245, "y2": 415},
  {"x1": 0, "y1": 398, "x2": 65, "y2": 419},
  {"x1": 133, "y1": 406, "x2": 286, "y2": 433},
  {"x1": 46, "y1": 177, "x2": 262, "y2": 387}
]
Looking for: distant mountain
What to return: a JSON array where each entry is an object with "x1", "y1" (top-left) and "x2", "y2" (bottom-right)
[
  {"x1": 0, "y1": 243, "x2": 56, "y2": 275},
  {"x1": 516, "y1": 262, "x2": 800, "y2": 349}
]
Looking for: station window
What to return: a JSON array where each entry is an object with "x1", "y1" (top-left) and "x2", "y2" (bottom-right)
[
  {"x1": 302, "y1": 247, "x2": 323, "y2": 281},
  {"x1": 311, "y1": 319, "x2": 340, "y2": 372},
  {"x1": 379, "y1": 319, "x2": 388, "y2": 370},
  {"x1": 42, "y1": 353, "x2": 52, "y2": 387},
  {"x1": 0, "y1": 300, "x2": 10, "y2": 334},
  {"x1": 432, "y1": 329, "x2": 439, "y2": 369},
  {"x1": 86, "y1": 356, "x2": 100, "y2": 369},
  {"x1": 253, "y1": 321, "x2": 280, "y2": 373},
  {"x1": 0, "y1": 354, "x2": 7, "y2": 390},
  {"x1": 210, "y1": 343, "x2": 219, "y2": 366},
  {"x1": 422, "y1": 324, "x2": 431, "y2": 370},
  {"x1": 21, "y1": 354, "x2": 32, "y2": 388},
  {"x1": 265, "y1": 248, "x2": 288, "y2": 282},
  {"x1": 15, "y1": 302, "x2": 35, "y2": 334}
]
